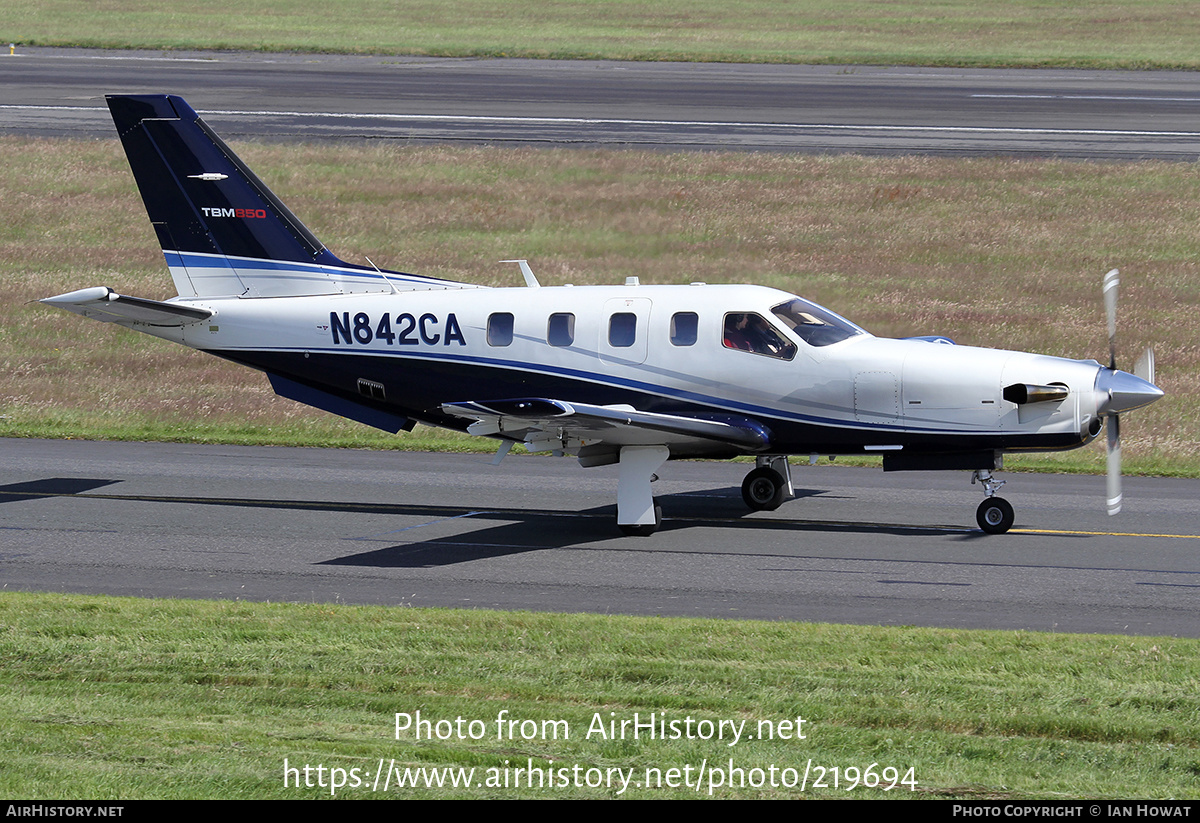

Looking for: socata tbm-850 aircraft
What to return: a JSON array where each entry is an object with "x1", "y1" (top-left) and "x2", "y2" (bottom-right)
[{"x1": 44, "y1": 95, "x2": 1164, "y2": 536}]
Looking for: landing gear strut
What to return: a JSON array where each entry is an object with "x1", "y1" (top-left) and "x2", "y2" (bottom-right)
[
  {"x1": 972, "y1": 469, "x2": 1014, "y2": 534},
  {"x1": 615, "y1": 445, "x2": 669, "y2": 536}
]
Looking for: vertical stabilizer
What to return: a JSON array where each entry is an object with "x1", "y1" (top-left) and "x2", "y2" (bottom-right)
[{"x1": 106, "y1": 94, "x2": 433, "y2": 298}]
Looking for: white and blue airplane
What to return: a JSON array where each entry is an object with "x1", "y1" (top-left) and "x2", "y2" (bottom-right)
[{"x1": 43, "y1": 94, "x2": 1163, "y2": 535}]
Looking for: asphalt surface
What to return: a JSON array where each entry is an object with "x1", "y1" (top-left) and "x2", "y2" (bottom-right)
[
  {"x1": 3, "y1": 439, "x2": 1198, "y2": 636},
  {"x1": 2, "y1": 47, "x2": 1199, "y2": 157}
]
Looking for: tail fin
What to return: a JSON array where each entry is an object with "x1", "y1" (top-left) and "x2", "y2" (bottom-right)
[{"x1": 107, "y1": 94, "x2": 437, "y2": 298}]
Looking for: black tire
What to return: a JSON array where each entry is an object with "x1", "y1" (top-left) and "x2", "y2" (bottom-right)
[
  {"x1": 742, "y1": 467, "x2": 786, "y2": 511},
  {"x1": 618, "y1": 505, "x2": 662, "y2": 537},
  {"x1": 976, "y1": 497, "x2": 1015, "y2": 534}
]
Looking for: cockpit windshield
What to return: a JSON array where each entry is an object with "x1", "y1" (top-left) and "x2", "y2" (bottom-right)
[{"x1": 770, "y1": 298, "x2": 866, "y2": 347}]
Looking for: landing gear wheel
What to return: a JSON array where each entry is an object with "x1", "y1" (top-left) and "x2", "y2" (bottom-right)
[
  {"x1": 742, "y1": 467, "x2": 786, "y2": 511},
  {"x1": 619, "y1": 505, "x2": 662, "y2": 537},
  {"x1": 976, "y1": 497, "x2": 1015, "y2": 534}
]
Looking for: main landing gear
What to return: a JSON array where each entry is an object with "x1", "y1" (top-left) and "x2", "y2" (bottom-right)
[
  {"x1": 619, "y1": 505, "x2": 662, "y2": 537},
  {"x1": 972, "y1": 469, "x2": 1014, "y2": 534},
  {"x1": 614, "y1": 451, "x2": 797, "y2": 536},
  {"x1": 741, "y1": 456, "x2": 794, "y2": 512},
  {"x1": 616, "y1": 445, "x2": 669, "y2": 536}
]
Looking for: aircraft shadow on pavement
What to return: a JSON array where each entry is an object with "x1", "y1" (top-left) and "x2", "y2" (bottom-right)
[
  {"x1": 1, "y1": 477, "x2": 960, "y2": 568},
  {"x1": 320, "y1": 485, "x2": 957, "y2": 568},
  {"x1": 0, "y1": 477, "x2": 121, "y2": 503}
]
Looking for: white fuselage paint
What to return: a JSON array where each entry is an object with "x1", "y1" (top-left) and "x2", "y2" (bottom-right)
[{"x1": 144, "y1": 280, "x2": 1106, "y2": 448}]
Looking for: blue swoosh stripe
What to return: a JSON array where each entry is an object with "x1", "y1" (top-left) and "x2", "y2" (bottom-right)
[{"x1": 215, "y1": 343, "x2": 1008, "y2": 436}]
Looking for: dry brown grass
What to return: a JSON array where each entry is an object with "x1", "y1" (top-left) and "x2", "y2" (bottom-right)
[{"x1": 3, "y1": 138, "x2": 1196, "y2": 470}]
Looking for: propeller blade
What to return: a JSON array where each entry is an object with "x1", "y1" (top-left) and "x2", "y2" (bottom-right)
[
  {"x1": 1106, "y1": 414, "x2": 1122, "y2": 516},
  {"x1": 1103, "y1": 268, "x2": 1119, "y2": 370},
  {"x1": 1133, "y1": 347, "x2": 1155, "y2": 386},
  {"x1": 1098, "y1": 271, "x2": 1162, "y2": 517}
]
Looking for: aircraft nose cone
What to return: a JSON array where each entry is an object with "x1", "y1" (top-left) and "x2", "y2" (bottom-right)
[{"x1": 1095, "y1": 369, "x2": 1164, "y2": 415}]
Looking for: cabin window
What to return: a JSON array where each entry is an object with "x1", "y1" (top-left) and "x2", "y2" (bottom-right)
[
  {"x1": 608, "y1": 313, "x2": 637, "y2": 348},
  {"x1": 547, "y1": 313, "x2": 575, "y2": 347},
  {"x1": 670, "y1": 312, "x2": 698, "y2": 346},
  {"x1": 487, "y1": 312, "x2": 514, "y2": 346},
  {"x1": 722, "y1": 313, "x2": 796, "y2": 360}
]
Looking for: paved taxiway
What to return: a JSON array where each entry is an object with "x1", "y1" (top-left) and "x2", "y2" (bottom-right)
[
  {"x1": 2, "y1": 47, "x2": 1199, "y2": 157},
  {"x1": 3, "y1": 439, "x2": 1197, "y2": 636}
]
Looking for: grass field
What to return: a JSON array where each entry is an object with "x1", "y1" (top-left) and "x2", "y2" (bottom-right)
[
  {"x1": 5, "y1": 138, "x2": 1197, "y2": 475},
  {"x1": 2, "y1": 592, "x2": 1197, "y2": 799},
  {"x1": 8, "y1": 0, "x2": 1200, "y2": 69}
]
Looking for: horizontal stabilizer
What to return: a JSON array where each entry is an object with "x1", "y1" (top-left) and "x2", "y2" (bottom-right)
[{"x1": 40, "y1": 287, "x2": 212, "y2": 326}]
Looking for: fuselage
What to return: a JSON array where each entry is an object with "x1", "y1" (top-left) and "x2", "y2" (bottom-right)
[{"x1": 141, "y1": 281, "x2": 1110, "y2": 460}]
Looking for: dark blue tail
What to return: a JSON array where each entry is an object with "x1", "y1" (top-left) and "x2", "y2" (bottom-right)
[{"x1": 107, "y1": 94, "x2": 430, "y2": 297}]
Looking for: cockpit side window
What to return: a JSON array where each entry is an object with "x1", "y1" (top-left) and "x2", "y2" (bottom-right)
[
  {"x1": 770, "y1": 298, "x2": 864, "y2": 347},
  {"x1": 722, "y1": 313, "x2": 796, "y2": 360}
]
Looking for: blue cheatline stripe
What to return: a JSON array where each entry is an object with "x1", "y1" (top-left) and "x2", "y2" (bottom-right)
[
  {"x1": 216, "y1": 343, "x2": 1012, "y2": 437},
  {"x1": 163, "y1": 250, "x2": 473, "y2": 288}
]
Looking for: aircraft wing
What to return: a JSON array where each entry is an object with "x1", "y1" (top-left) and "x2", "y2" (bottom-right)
[
  {"x1": 441, "y1": 398, "x2": 772, "y2": 459},
  {"x1": 41, "y1": 287, "x2": 213, "y2": 326}
]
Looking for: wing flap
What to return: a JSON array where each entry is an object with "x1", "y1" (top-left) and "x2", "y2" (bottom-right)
[
  {"x1": 441, "y1": 398, "x2": 773, "y2": 453},
  {"x1": 41, "y1": 287, "x2": 212, "y2": 326}
]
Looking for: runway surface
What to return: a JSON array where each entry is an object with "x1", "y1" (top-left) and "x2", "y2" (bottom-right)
[
  {"x1": 2, "y1": 47, "x2": 1199, "y2": 157},
  {"x1": 3, "y1": 439, "x2": 1197, "y2": 636}
]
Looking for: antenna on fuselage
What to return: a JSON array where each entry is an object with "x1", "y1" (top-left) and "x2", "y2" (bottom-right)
[
  {"x1": 501, "y1": 259, "x2": 540, "y2": 288},
  {"x1": 364, "y1": 256, "x2": 398, "y2": 294}
]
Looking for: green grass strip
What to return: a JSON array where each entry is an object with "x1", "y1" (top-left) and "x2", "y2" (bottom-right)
[
  {"x1": 7, "y1": 0, "x2": 1200, "y2": 70},
  {"x1": 2, "y1": 592, "x2": 1198, "y2": 798}
]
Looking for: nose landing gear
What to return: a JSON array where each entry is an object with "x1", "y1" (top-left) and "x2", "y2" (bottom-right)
[{"x1": 972, "y1": 470, "x2": 1014, "y2": 534}]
